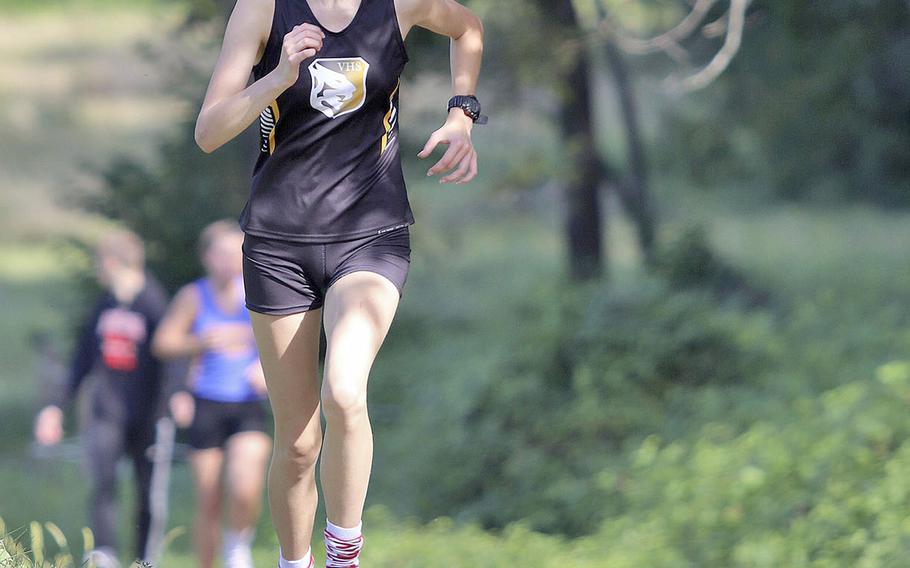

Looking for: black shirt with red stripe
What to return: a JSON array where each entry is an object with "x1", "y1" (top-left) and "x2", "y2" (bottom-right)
[{"x1": 52, "y1": 273, "x2": 172, "y2": 424}]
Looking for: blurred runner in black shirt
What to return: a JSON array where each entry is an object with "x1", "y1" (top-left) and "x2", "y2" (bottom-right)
[{"x1": 33, "y1": 228, "x2": 176, "y2": 567}]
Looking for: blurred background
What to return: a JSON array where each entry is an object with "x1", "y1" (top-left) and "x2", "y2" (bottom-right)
[{"x1": 1, "y1": 0, "x2": 909, "y2": 565}]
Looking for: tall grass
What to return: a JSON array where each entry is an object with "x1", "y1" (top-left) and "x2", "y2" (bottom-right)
[
  {"x1": 0, "y1": 516, "x2": 185, "y2": 568},
  {"x1": 1, "y1": 516, "x2": 91, "y2": 568}
]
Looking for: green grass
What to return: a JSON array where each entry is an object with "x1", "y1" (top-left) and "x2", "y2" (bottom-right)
[
  {"x1": 0, "y1": 0, "x2": 176, "y2": 14},
  {"x1": 3, "y1": 505, "x2": 602, "y2": 567}
]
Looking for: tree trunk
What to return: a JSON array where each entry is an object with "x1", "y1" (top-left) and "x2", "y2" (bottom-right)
[
  {"x1": 603, "y1": 42, "x2": 657, "y2": 265},
  {"x1": 555, "y1": 0, "x2": 605, "y2": 281}
]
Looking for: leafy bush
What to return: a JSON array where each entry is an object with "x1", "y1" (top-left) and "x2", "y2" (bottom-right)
[
  {"x1": 660, "y1": 0, "x2": 910, "y2": 206},
  {"x1": 654, "y1": 225, "x2": 770, "y2": 307},
  {"x1": 412, "y1": 278, "x2": 771, "y2": 536},
  {"x1": 585, "y1": 360, "x2": 910, "y2": 567}
]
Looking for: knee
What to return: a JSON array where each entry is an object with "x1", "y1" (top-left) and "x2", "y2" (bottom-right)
[
  {"x1": 321, "y1": 380, "x2": 368, "y2": 425},
  {"x1": 231, "y1": 488, "x2": 261, "y2": 511},
  {"x1": 274, "y1": 434, "x2": 322, "y2": 470},
  {"x1": 196, "y1": 490, "x2": 221, "y2": 517}
]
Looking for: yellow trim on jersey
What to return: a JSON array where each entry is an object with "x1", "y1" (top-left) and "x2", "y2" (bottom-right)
[
  {"x1": 380, "y1": 79, "x2": 400, "y2": 155},
  {"x1": 268, "y1": 100, "x2": 280, "y2": 154}
]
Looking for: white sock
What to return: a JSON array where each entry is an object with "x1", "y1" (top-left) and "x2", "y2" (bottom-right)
[
  {"x1": 325, "y1": 519, "x2": 362, "y2": 540},
  {"x1": 279, "y1": 545, "x2": 313, "y2": 568},
  {"x1": 224, "y1": 526, "x2": 255, "y2": 548},
  {"x1": 223, "y1": 527, "x2": 255, "y2": 568}
]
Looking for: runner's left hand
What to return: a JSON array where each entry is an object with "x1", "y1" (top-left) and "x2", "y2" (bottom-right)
[{"x1": 418, "y1": 109, "x2": 478, "y2": 184}]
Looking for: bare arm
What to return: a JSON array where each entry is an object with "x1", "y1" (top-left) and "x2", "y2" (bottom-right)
[
  {"x1": 194, "y1": 0, "x2": 326, "y2": 153},
  {"x1": 34, "y1": 301, "x2": 104, "y2": 446},
  {"x1": 151, "y1": 285, "x2": 203, "y2": 425},
  {"x1": 398, "y1": 0, "x2": 483, "y2": 97},
  {"x1": 398, "y1": 0, "x2": 484, "y2": 183},
  {"x1": 152, "y1": 284, "x2": 205, "y2": 359},
  {"x1": 152, "y1": 283, "x2": 259, "y2": 359}
]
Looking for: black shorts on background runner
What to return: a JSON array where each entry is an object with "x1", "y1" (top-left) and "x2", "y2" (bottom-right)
[
  {"x1": 241, "y1": 225, "x2": 410, "y2": 315},
  {"x1": 188, "y1": 395, "x2": 269, "y2": 450}
]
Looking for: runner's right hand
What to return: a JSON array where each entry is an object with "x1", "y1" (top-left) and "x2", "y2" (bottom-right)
[
  {"x1": 200, "y1": 325, "x2": 253, "y2": 355},
  {"x1": 275, "y1": 23, "x2": 325, "y2": 86},
  {"x1": 34, "y1": 405, "x2": 63, "y2": 446}
]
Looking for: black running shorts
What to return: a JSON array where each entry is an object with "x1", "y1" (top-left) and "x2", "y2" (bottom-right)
[
  {"x1": 188, "y1": 395, "x2": 270, "y2": 450},
  {"x1": 241, "y1": 225, "x2": 411, "y2": 315}
]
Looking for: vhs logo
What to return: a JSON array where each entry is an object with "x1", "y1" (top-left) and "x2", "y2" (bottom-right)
[{"x1": 308, "y1": 57, "x2": 370, "y2": 118}]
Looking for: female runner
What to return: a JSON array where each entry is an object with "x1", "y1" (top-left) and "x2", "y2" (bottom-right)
[
  {"x1": 152, "y1": 220, "x2": 272, "y2": 568},
  {"x1": 194, "y1": 0, "x2": 484, "y2": 566}
]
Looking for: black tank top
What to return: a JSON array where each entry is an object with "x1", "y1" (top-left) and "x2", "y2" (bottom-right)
[{"x1": 240, "y1": 0, "x2": 414, "y2": 242}]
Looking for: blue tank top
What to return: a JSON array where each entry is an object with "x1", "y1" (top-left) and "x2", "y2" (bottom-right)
[{"x1": 189, "y1": 276, "x2": 264, "y2": 402}]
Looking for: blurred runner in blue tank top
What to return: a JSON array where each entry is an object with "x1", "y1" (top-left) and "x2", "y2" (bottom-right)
[
  {"x1": 152, "y1": 220, "x2": 272, "y2": 568},
  {"x1": 190, "y1": 266, "x2": 261, "y2": 403}
]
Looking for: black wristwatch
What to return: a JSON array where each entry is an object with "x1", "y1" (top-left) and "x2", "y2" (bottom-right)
[{"x1": 447, "y1": 94, "x2": 488, "y2": 125}]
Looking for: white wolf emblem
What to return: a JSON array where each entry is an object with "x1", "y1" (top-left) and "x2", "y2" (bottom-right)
[{"x1": 308, "y1": 57, "x2": 370, "y2": 118}]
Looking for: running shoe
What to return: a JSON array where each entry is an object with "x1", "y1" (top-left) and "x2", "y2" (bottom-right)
[{"x1": 83, "y1": 546, "x2": 121, "y2": 568}]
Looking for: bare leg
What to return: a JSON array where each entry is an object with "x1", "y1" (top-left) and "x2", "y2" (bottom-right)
[
  {"x1": 320, "y1": 271, "x2": 401, "y2": 527},
  {"x1": 190, "y1": 448, "x2": 225, "y2": 568},
  {"x1": 249, "y1": 308, "x2": 323, "y2": 560},
  {"x1": 225, "y1": 431, "x2": 272, "y2": 531}
]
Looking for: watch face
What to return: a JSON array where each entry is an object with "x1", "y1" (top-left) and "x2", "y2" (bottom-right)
[
  {"x1": 458, "y1": 97, "x2": 479, "y2": 118},
  {"x1": 463, "y1": 99, "x2": 480, "y2": 114}
]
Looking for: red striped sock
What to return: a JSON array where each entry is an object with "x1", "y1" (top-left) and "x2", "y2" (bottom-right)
[{"x1": 324, "y1": 521, "x2": 363, "y2": 568}]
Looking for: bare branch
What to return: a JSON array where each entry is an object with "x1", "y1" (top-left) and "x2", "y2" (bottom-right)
[
  {"x1": 597, "y1": 0, "x2": 717, "y2": 55},
  {"x1": 671, "y1": 0, "x2": 751, "y2": 92},
  {"x1": 702, "y1": 11, "x2": 728, "y2": 38},
  {"x1": 704, "y1": 10, "x2": 764, "y2": 38},
  {"x1": 581, "y1": 0, "x2": 752, "y2": 93},
  {"x1": 664, "y1": 40, "x2": 692, "y2": 65}
]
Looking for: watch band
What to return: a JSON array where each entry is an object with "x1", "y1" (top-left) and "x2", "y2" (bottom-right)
[{"x1": 447, "y1": 94, "x2": 488, "y2": 125}]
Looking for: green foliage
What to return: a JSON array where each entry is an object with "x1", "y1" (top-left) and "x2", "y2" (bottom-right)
[
  {"x1": 414, "y1": 277, "x2": 771, "y2": 536},
  {"x1": 655, "y1": 225, "x2": 737, "y2": 290},
  {"x1": 589, "y1": 361, "x2": 910, "y2": 566},
  {"x1": 655, "y1": 224, "x2": 771, "y2": 306},
  {"x1": 661, "y1": 0, "x2": 910, "y2": 206},
  {"x1": 372, "y1": 202, "x2": 910, "y2": 555},
  {"x1": 80, "y1": 114, "x2": 253, "y2": 293},
  {"x1": 0, "y1": 0, "x2": 173, "y2": 13},
  {"x1": 70, "y1": 0, "x2": 253, "y2": 294}
]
